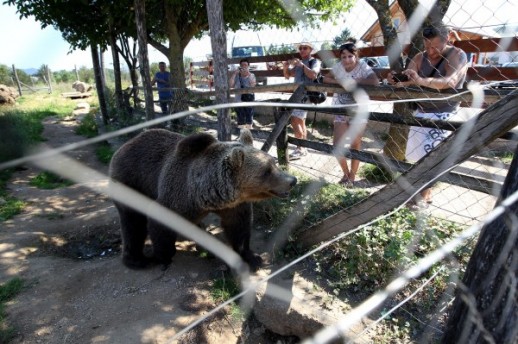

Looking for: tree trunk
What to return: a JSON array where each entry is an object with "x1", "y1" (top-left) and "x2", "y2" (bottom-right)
[
  {"x1": 91, "y1": 44, "x2": 109, "y2": 124},
  {"x1": 134, "y1": 0, "x2": 155, "y2": 122},
  {"x1": 206, "y1": 0, "x2": 231, "y2": 141},
  {"x1": 442, "y1": 143, "x2": 518, "y2": 344},
  {"x1": 163, "y1": 4, "x2": 187, "y2": 90},
  {"x1": 109, "y1": 27, "x2": 124, "y2": 112},
  {"x1": 117, "y1": 36, "x2": 140, "y2": 106}
]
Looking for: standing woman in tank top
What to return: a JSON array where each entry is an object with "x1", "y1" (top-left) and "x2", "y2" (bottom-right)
[{"x1": 387, "y1": 24, "x2": 468, "y2": 208}]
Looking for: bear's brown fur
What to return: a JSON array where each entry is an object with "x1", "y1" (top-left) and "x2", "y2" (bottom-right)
[{"x1": 109, "y1": 129, "x2": 297, "y2": 270}]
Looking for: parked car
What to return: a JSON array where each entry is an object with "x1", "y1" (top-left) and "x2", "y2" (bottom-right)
[{"x1": 360, "y1": 56, "x2": 389, "y2": 68}]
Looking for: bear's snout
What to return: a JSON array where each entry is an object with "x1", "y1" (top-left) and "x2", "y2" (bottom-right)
[{"x1": 272, "y1": 173, "x2": 297, "y2": 198}]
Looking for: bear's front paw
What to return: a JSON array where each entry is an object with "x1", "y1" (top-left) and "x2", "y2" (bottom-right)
[
  {"x1": 243, "y1": 251, "x2": 263, "y2": 272},
  {"x1": 152, "y1": 255, "x2": 173, "y2": 268},
  {"x1": 123, "y1": 255, "x2": 153, "y2": 269}
]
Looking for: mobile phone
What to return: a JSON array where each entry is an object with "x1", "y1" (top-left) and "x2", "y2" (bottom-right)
[{"x1": 393, "y1": 73, "x2": 409, "y2": 82}]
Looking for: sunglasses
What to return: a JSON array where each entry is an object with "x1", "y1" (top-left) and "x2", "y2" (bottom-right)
[{"x1": 298, "y1": 46, "x2": 310, "y2": 51}]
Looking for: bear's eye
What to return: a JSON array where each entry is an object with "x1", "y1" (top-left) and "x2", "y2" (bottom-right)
[{"x1": 262, "y1": 167, "x2": 272, "y2": 177}]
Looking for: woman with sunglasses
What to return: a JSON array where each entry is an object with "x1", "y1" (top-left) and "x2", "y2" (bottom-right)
[
  {"x1": 283, "y1": 41, "x2": 321, "y2": 160},
  {"x1": 322, "y1": 40, "x2": 379, "y2": 187}
]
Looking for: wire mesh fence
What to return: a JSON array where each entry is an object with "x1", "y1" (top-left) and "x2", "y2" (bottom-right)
[{"x1": 1, "y1": 0, "x2": 518, "y2": 343}]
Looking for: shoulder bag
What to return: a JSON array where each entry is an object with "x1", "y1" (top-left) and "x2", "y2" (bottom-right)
[{"x1": 306, "y1": 59, "x2": 326, "y2": 104}]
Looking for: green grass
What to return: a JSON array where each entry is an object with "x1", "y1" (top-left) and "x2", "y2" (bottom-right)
[
  {"x1": 0, "y1": 169, "x2": 26, "y2": 221},
  {"x1": 29, "y1": 171, "x2": 74, "y2": 189},
  {"x1": 312, "y1": 208, "x2": 472, "y2": 343},
  {"x1": 0, "y1": 88, "x2": 95, "y2": 221},
  {"x1": 95, "y1": 142, "x2": 114, "y2": 164},
  {"x1": 0, "y1": 278, "x2": 24, "y2": 343},
  {"x1": 254, "y1": 171, "x2": 368, "y2": 229},
  {"x1": 210, "y1": 276, "x2": 244, "y2": 320}
]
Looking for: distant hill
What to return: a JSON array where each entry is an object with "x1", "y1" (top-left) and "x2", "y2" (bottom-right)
[{"x1": 23, "y1": 68, "x2": 39, "y2": 75}]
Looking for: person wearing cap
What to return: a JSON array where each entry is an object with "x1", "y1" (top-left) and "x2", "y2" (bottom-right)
[
  {"x1": 322, "y1": 40, "x2": 379, "y2": 187},
  {"x1": 283, "y1": 41, "x2": 321, "y2": 160}
]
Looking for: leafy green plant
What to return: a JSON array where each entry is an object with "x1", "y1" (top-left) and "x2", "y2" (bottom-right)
[
  {"x1": 496, "y1": 151, "x2": 514, "y2": 164},
  {"x1": 359, "y1": 163, "x2": 398, "y2": 183},
  {"x1": 315, "y1": 208, "x2": 467, "y2": 292},
  {"x1": 210, "y1": 277, "x2": 240, "y2": 303},
  {"x1": 0, "y1": 278, "x2": 24, "y2": 343},
  {"x1": 95, "y1": 142, "x2": 114, "y2": 164},
  {"x1": 29, "y1": 171, "x2": 73, "y2": 189},
  {"x1": 75, "y1": 112, "x2": 98, "y2": 138}
]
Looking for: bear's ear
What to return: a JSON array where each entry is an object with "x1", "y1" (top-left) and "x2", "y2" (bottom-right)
[
  {"x1": 229, "y1": 147, "x2": 246, "y2": 168},
  {"x1": 238, "y1": 129, "x2": 253, "y2": 146},
  {"x1": 175, "y1": 132, "x2": 216, "y2": 158}
]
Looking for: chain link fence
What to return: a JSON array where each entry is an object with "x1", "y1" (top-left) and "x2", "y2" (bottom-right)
[{"x1": 1, "y1": 0, "x2": 517, "y2": 343}]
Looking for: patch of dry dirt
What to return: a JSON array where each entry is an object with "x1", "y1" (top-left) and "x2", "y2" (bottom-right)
[{"x1": 0, "y1": 114, "x2": 285, "y2": 343}]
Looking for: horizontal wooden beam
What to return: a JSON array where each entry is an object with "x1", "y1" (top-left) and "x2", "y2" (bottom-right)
[{"x1": 251, "y1": 67, "x2": 518, "y2": 81}]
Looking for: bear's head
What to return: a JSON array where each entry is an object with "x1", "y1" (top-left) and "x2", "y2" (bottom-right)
[
  {"x1": 228, "y1": 130, "x2": 297, "y2": 202},
  {"x1": 176, "y1": 130, "x2": 297, "y2": 209}
]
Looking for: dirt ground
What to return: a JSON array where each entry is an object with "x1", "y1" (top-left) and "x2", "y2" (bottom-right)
[{"x1": 1, "y1": 115, "x2": 285, "y2": 344}]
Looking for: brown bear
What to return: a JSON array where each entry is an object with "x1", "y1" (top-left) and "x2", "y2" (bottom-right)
[{"x1": 109, "y1": 129, "x2": 297, "y2": 270}]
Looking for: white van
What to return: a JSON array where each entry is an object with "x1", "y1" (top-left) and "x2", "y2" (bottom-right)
[{"x1": 229, "y1": 32, "x2": 268, "y2": 85}]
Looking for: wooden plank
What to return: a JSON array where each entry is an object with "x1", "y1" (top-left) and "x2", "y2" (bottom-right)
[
  {"x1": 453, "y1": 37, "x2": 518, "y2": 53},
  {"x1": 191, "y1": 70, "x2": 211, "y2": 77},
  {"x1": 61, "y1": 92, "x2": 92, "y2": 98},
  {"x1": 190, "y1": 61, "x2": 211, "y2": 67},
  {"x1": 253, "y1": 66, "x2": 518, "y2": 82},
  {"x1": 298, "y1": 90, "x2": 518, "y2": 247}
]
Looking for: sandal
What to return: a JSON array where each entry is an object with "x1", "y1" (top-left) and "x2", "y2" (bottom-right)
[
  {"x1": 338, "y1": 176, "x2": 354, "y2": 188},
  {"x1": 407, "y1": 200, "x2": 429, "y2": 211}
]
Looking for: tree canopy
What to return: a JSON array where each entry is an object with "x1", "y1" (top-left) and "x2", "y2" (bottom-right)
[{"x1": 6, "y1": 0, "x2": 355, "y2": 87}]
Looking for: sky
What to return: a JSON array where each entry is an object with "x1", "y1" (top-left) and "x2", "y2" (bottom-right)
[{"x1": 0, "y1": 0, "x2": 516, "y2": 71}]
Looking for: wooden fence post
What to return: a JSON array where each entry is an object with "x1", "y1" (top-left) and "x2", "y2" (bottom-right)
[
  {"x1": 261, "y1": 85, "x2": 306, "y2": 153},
  {"x1": 273, "y1": 104, "x2": 289, "y2": 166},
  {"x1": 45, "y1": 65, "x2": 53, "y2": 94},
  {"x1": 12, "y1": 64, "x2": 22, "y2": 96}
]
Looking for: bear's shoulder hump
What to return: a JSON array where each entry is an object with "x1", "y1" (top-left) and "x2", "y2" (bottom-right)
[{"x1": 175, "y1": 132, "x2": 217, "y2": 158}]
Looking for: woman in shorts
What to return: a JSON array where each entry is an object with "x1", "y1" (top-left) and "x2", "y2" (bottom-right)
[{"x1": 323, "y1": 40, "x2": 379, "y2": 186}]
